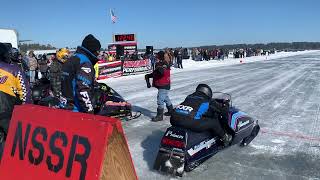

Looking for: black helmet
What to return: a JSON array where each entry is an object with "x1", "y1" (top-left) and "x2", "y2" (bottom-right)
[
  {"x1": 196, "y1": 84, "x2": 213, "y2": 99},
  {"x1": 0, "y1": 43, "x2": 11, "y2": 63},
  {"x1": 9, "y1": 48, "x2": 20, "y2": 62}
]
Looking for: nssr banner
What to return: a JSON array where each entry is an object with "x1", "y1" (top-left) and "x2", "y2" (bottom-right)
[{"x1": 0, "y1": 105, "x2": 137, "y2": 180}]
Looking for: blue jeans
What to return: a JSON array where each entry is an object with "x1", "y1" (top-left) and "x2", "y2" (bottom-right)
[
  {"x1": 29, "y1": 70, "x2": 36, "y2": 83},
  {"x1": 157, "y1": 89, "x2": 172, "y2": 109}
]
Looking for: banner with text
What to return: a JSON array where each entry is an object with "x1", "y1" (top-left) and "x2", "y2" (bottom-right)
[
  {"x1": 97, "y1": 61, "x2": 123, "y2": 80},
  {"x1": 0, "y1": 105, "x2": 137, "y2": 180},
  {"x1": 122, "y1": 59, "x2": 152, "y2": 75}
]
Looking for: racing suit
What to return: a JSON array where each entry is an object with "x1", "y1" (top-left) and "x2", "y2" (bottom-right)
[
  {"x1": 0, "y1": 61, "x2": 32, "y2": 135},
  {"x1": 61, "y1": 46, "x2": 97, "y2": 113},
  {"x1": 170, "y1": 91, "x2": 228, "y2": 138}
]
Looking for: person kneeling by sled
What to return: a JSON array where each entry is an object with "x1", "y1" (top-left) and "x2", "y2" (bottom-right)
[
  {"x1": 170, "y1": 84, "x2": 232, "y2": 146},
  {"x1": 61, "y1": 34, "x2": 101, "y2": 113},
  {"x1": 145, "y1": 51, "x2": 174, "y2": 122},
  {"x1": 0, "y1": 43, "x2": 32, "y2": 147}
]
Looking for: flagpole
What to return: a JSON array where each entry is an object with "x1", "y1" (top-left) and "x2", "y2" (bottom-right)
[{"x1": 110, "y1": 9, "x2": 114, "y2": 43}]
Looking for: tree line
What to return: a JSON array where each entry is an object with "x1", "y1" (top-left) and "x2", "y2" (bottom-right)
[
  {"x1": 196, "y1": 42, "x2": 320, "y2": 50},
  {"x1": 19, "y1": 43, "x2": 56, "y2": 52},
  {"x1": 19, "y1": 42, "x2": 320, "y2": 53}
]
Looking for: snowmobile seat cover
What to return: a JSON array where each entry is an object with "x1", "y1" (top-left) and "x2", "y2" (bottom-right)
[
  {"x1": 186, "y1": 129, "x2": 213, "y2": 149},
  {"x1": 228, "y1": 108, "x2": 250, "y2": 131}
]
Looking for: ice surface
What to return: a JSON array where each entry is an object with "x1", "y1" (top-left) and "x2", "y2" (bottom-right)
[{"x1": 100, "y1": 50, "x2": 320, "y2": 179}]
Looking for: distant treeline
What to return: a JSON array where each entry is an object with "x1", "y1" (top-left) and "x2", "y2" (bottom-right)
[
  {"x1": 20, "y1": 43, "x2": 56, "y2": 52},
  {"x1": 196, "y1": 42, "x2": 320, "y2": 50}
]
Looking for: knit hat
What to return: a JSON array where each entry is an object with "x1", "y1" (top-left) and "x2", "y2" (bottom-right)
[
  {"x1": 81, "y1": 34, "x2": 101, "y2": 55},
  {"x1": 157, "y1": 51, "x2": 165, "y2": 61}
]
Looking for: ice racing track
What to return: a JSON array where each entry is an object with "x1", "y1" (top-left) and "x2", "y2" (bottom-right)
[{"x1": 106, "y1": 51, "x2": 320, "y2": 180}]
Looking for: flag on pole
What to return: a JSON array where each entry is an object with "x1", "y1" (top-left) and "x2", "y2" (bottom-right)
[{"x1": 110, "y1": 9, "x2": 117, "y2": 24}]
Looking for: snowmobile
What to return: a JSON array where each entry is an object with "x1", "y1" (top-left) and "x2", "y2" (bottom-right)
[
  {"x1": 153, "y1": 92, "x2": 260, "y2": 177},
  {"x1": 92, "y1": 82, "x2": 141, "y2": 120},
  {"x1": 31, "y1": 78, "x2": 141, "y2": 120}
]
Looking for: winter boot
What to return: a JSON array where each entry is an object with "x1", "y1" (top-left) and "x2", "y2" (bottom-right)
[
  {"x1": 152, "y1": 108, "x2": 164, "y2": 122},
  {"x1": 222, "y1": 133, "x2": 232, "y2": 146},
  {"x1": 145, "y1": 74, "x2": 151, "y2": 88},
  {"x1": 164, "y1": 105, "x2": 174, "y2": 116}
]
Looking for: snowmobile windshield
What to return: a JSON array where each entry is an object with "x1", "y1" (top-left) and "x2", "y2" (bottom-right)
[
  {"x1": 212, "y1": 92, "x2": 232, "y2": 107},
  {"x1": 95, "y1": 83, "x2": 124, "y2": 99}
]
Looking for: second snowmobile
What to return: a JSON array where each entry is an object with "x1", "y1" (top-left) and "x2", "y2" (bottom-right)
[
  {"x1": 153, "y1": 92, "x2": 260, "y2": 177},
  {"x1": 31, "y1": 78, "x2": 140, "y2": 120}
]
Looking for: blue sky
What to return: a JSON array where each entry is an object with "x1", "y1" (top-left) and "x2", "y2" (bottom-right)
[{"x1": 1, "y1": 0, "x2": 319, "y2": 49}]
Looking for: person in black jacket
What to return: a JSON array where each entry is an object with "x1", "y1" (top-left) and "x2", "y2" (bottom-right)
[
  {"x1": 61, "y1": 34, "x2": 101, "y2": 113},
  {"x1": 177, "y1": 50, "x2": 183, "y2": 69},
  {"x1": 170, "y1": 84, "x2": 232, "y2": 146},
  {"x1": 50, "y1": 48, "x2": 69, "y2": 97},
  {"x1": 38, "y1": 54, "x2": 49, "y2": 78}
]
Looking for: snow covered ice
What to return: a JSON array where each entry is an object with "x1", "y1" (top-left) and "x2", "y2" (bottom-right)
[{"x1": 101, "y1": 50, "x2": 320, "y2": 179}]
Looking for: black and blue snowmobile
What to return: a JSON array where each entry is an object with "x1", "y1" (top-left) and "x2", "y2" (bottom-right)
[
  {"x1": 31, "y1": 78, "x2": 141, "y2": 120},
  {"x1": 93, "y1": 82, "x2": 141, "y2": 120},
  {"x1": 153, "y1": 92, "x2": 260, "y2": 177}
]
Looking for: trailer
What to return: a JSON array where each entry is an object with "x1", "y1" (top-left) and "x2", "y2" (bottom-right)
[{"x1": 0, "y1": 28, "x2": 18, "y2": 48}]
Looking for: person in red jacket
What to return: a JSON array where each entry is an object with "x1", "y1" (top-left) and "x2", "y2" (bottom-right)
[{"x1": 145, "y1": 51, "x2": 173, "y2": 122}]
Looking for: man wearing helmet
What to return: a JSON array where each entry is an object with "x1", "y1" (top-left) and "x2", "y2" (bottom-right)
[
  {"x1": 50, "y1": 48, "x2": 69, "y2": 97},
  {"x1": 61, "y1": 34, "x2": 101, "y2": 113},
  {"x1": 0, "y1": 43, "x2": 31, "y2": 141},
  {"x1": 170, "y1": 84, "x2": 232, "y2": 146}
]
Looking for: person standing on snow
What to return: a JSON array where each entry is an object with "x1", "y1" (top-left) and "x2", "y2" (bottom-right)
[
  {"x1": 177, "y1": 49, "x2": 183, "y2": 69},
  {"x1": 173, "y1": 49, "x2": 179, "y2": 67},
  {"x1": 145, "y1": 51, "x2": 173, "y2": 122},
  {"x1": 27, "y1": 51, "x2": 38, "y2": 86},
  {"x1": 149, "y1": 52, "x2": 156, "y2": 71},
  {"x1": 61, "y1": 34, "x2": 101, "y2": 113}
]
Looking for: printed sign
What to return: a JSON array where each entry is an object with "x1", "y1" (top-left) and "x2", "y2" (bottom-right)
[
  {"x1": 122, "y1": 59, "x2": 152, "y2": 75},
  {"x1": 0, "y1": 105, "x2": 137, "y2": 180},
  {"x1": 97, "y1": 61, "x2": 123, "y2": 80}
]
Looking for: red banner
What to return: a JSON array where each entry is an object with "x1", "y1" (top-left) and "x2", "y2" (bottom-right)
[
  {"x1": 0, "y1": 105, "x2": 137, "y2": 180},
  {"x1": 122, "y1": 59, "x2": 152, "y2": 75},
  {"x1": 97, "y1": 61, "x2": 123, "y2": 80},
  {"x1": 123, "y1": 59, "x2": 149, "y2": 68}
]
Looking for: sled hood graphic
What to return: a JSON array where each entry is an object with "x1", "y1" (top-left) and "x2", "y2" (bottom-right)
[{"x1": 187, "y1": 138, "x2": 216, "y2": 156}]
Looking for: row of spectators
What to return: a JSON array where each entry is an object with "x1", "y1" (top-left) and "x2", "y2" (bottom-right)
[
  {"x1": 191, "y1": 48, "x2": 275, "y2": 61},
  {"x1": 232, "y1": 48, "x2": 274, "y2": 58},
  {"x1": 191, "y1": 48, "x2": 227, "y2": 61},
  {"x1": 20, "y1": 47, "x2": 276, "y2": 84}
]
